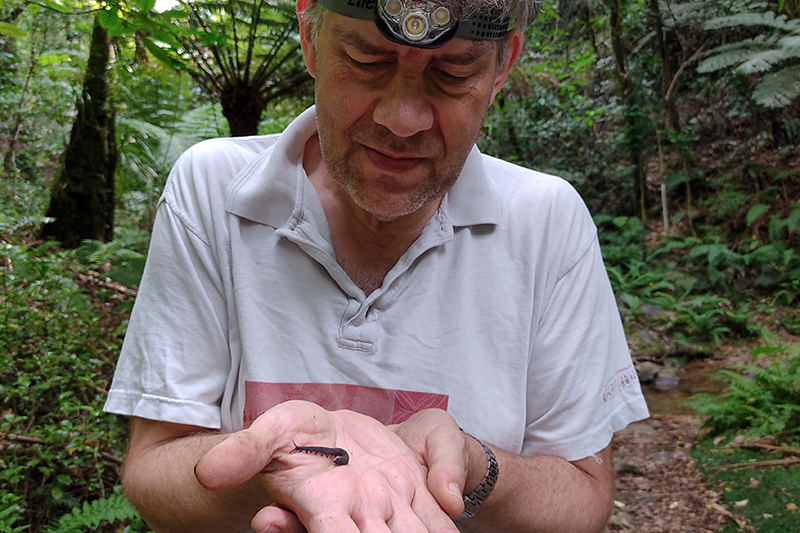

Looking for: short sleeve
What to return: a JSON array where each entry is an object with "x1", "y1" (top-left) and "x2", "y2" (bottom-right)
[
  {"x1": 103, "y1": 191, "x2": 231, "y2": 429},
  {"x1": 523, "y1": 230, "x2": 649, "y2": 461}
]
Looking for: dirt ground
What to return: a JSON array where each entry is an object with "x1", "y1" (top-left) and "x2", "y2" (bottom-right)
[{"x1": 605, "y1": 414, "x2": 739, "y2": 533}]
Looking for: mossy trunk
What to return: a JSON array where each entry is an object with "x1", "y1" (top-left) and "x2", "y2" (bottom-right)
[{"x1": 41, "y1": 16, "x2": 116, "y2": 248}]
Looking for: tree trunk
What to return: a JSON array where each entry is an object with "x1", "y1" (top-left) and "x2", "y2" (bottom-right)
[
  {"x1": 606, "y1": 0, "x2": 647, "y2": 221},
  {"x1": 41, "y1": 15, "x2": 117, "y2": 248},
  {"x1": 220, "y1": 83, "x2": 267, "y2": 137}
]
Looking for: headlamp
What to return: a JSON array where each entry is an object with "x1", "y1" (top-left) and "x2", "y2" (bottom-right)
[{"x1": 317, "y1": 0, "x2": 510, "y2": 49}]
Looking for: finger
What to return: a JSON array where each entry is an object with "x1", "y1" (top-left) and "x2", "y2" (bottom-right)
[
  {"x1": 424, "y1": 432, "x2": 469, "y2": 517},
  {"x1": 384, "y1": 507, "x2": 429, "y2": 533},
  {"x1": 305, "y1": 513, "x2": 360, "y2": 533},
  {"x1": 195, "y1": 401, "x2": 338, "y2": 490},
  {"x1": 251, "y1": 506, "x2": 306, "y2": 533},
  {"x1": 411, "y1": 490, "x2": 461, "y2": 533}
]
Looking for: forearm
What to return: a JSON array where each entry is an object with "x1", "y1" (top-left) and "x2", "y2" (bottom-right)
[
  {"x1": 122, "y1": 419, "x2": 273, "y2": 533},
  {"x1": 459, "y1": 440, "x2": 613, "y2": 533}
]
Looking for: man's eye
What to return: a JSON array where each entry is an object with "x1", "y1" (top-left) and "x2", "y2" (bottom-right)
[
  {"x1": 434, "y1": 68, "x2": 470, "y2": 84},
  {"x1": 349, "y1": 56, "x2": 389, "y2": 72}
]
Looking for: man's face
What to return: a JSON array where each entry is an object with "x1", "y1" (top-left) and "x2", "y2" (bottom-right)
[{"x1": 300, "y1": 8, "x2": 519, "y2": 222}]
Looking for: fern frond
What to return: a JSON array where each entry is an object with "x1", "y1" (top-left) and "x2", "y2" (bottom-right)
[
  {"x1": 704, "y1": 11, "x2": 795, "y2": 31},
  {"x1": 736, "y1": 48, "x2": 797, "y2": 73},
  {"x1": 116, "y1": 117, "x2": 171, "y2": 140},
  {"x1": 752, "y1": 65, "x2": 800, "y2": 107},
  {"x1": 717, "y1": 368, "x2": 763, "y2": 397},
  {"x1": 697, "y1": 40, "x2": 774, "y2": 72},
  {"x1": 44, "y1": 494, "x2": 139, "y2": 533},
  {"x1": 779, "y1": 35, "x2": 800, "y2": 49}
]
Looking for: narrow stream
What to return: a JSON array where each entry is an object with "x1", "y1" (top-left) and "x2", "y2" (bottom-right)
[{"x1": 641, "y1": 359, "x2": 730, "y2": 415}]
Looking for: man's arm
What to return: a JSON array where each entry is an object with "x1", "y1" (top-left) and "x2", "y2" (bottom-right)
[
  {"x1": 395, "y1": 409, "x2": 614, "y2": 533},
  {"x1": 122, "y1": 401, "x2": 461, "y2": 533},
  {"x1": 123, "y1": 417, "x2": 274, "y2": 533},
  {"x1": 458, "y1": 439, "x2": 613, "y2": 533}
]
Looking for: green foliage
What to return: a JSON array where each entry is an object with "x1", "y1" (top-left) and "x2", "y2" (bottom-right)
[
  {"x1": 692, "y1": 438, "x2": 800, "y2": 533},
  {"x1": 479, "y1": 21, "x2": 615, "y2": 189},
  {"x1": 594, "y1": 215, "x2": 757, "y2": 345},
  {"x1": 687, "y1": 344, "x2": 800, "y2": 440},
  {"x1": 43, "y1": 493, "x2": 141, "y2": 533},
  {"x1": 0, "y1": 243, "x2": 133, "y2": 531},
  {"x1": 699, "y1": 11, "x2": 800, "y2": 108},
  {"x1": 75, "y1": 236, "x2": 148, "y2": 288}
]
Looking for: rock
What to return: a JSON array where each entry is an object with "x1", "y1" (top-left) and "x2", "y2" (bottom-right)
[
  {"x1": 627, "y1": 421, "x2": 661, "y2": 435},
  {"x1": 640, "y1": 303, "x2": 667, "y2": 316},
  {"x1": 655, "y1": 368, "x2": 681, "y2": 391},
  {"x1": 616, "y1": 463, "x2": 644, "y2": 475},
  {"x1": 649, "y1": 451, "x2": 678, "y2": 464},
  {"x1": 636, "y1": 361, "x2": 660, "y2": 384}
]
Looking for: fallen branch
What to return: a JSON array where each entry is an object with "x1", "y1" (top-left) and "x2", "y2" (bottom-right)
[
  {"x1": 707, "y1": 501, "x2": 754, "y2": 531},
  {"x1": 75, "y1": 271, "x2": 138, "y2": 298},
  {"x1": 707, "y1": 456, "x2": 800, "y2": 472},
  {"x1": 0, "y1": 431, "x2": 124, "y2": 465},
  {"x1": 632, "y1": 347, "x2": 712, "y2": 363},
  {"x1": 724, "y1": 441, "x2": 800, "y2": 456}
]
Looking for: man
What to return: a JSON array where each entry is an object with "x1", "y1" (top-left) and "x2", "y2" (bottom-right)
[{"x1": 104, "y1": 0, "x2": 650, "y2": 531}]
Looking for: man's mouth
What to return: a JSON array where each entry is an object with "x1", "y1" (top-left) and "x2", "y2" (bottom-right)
[{"x1": 363, "y1": 146, "x2": 426, "y2": 173}]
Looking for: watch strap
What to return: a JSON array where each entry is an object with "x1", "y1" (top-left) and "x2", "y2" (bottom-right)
[{"x1": 458, "y1": 437, "x2": 499, "y2": 519}]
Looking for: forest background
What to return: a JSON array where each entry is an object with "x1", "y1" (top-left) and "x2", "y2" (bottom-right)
[{"x1": 1, "y1": 0, "x2": 799, "y2": 530}]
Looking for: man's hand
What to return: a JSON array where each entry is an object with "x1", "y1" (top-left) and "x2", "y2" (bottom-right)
[
  {"x1": 391, "y1": 409, "x2": 479, "y2": 518},
  {"x1": 194, "y1": 400, "x2": 459, "y2": 533},
  {"x1": 393, "y1": 409, "x2": 616, "y2": 533}
]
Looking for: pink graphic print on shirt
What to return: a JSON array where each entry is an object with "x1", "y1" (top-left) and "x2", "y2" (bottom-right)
[{"x1": 243, "y1": 382, "x2": 449, "y2": 428}]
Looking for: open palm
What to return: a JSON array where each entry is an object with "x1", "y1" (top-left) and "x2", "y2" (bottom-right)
[{"x1": 194, "y1": 400, "x2": 458, "y2": 533}]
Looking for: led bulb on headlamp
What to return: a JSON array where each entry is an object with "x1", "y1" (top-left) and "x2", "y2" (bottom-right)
[
  {"x1": 432, "y1": 6, "x2": 450, "y2": 25},
  {"x1": 403, "y1": 10, "x2": 429, "y2": 40},
  {"x1": 384, "y1": 0, "x2": 403, "y2": 17}
]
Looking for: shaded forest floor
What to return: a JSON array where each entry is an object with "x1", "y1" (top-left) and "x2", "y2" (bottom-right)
[
  {"x1": 606, "y1": 414, "x2": 728, "y2": 533},
  {"x1": 604, "y1": 335, "x2": 800, "y2": 533}
]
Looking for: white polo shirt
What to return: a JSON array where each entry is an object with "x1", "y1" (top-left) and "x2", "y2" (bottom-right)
[{"x1": 105, "y1": 106, "x2": 648, "y2": 461}]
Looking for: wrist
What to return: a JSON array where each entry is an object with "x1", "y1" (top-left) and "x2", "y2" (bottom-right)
[
  {"x1": 459, "y1": 432, "x2": 499, "y2": 519},
  {"x1": 463, "y1": 432, "x2": 487, "y2": 492}
]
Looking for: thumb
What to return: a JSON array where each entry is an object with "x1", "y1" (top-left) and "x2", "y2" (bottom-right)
[
  {"x1": 195, "y1": 429, "x2": 276, "y2": 490},
  {"x1": 424, "y1": 432, "x2": 470, "y2": 517}
]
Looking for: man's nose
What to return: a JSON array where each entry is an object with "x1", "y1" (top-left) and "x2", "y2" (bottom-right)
[{"x1": 372, "y1": 74, "x2": 434, "y2": 138}]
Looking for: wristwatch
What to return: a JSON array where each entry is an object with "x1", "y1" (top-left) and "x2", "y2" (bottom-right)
[{"x1": 458, "y1": 436, "x2": 499, "y2": 519}]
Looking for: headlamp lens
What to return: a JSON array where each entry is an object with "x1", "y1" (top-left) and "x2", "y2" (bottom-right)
[
  {"x1": 403, "y1": 11, "x2": 429, "y2": 40},
  {"x1": 384, "y1": 0, "x2": 403, "y2": 17},
  {"x1": 432, "y1": 6, "x2": 450, "y2": 25}
]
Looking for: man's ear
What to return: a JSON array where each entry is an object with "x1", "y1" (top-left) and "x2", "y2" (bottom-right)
[
  {"x1": 297, "y1": 0, "x2": 317, "y2": 78},
  {"x1": 489, "y1": 29, "x2": 522, "y2": 105}
]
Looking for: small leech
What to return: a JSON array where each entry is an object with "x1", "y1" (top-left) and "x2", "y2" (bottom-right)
[{"x1": 292, "y1": 443, "x2": 350, "y2": 466}]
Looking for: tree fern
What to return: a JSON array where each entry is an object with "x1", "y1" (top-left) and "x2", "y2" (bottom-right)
[{"x1": 698, "y1": 10, "x2": 800, "y2": 107}]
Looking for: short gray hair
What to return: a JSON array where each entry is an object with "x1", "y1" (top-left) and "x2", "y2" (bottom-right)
[{"x1": 300, "y1": 0, "x2": 543, "y2": 44}]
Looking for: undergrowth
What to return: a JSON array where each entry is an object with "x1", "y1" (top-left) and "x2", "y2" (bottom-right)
[
  {"x1": 0, "y1": 242, "x2": 147, "y2": 532},
  {"x1": 688, "y1": 344, "x2": 800, "y2": 442}
]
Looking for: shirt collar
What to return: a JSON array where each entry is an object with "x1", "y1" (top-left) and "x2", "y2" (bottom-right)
[{"x1": 226, "y1": 105, "x2": 502, "y2": 228}]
